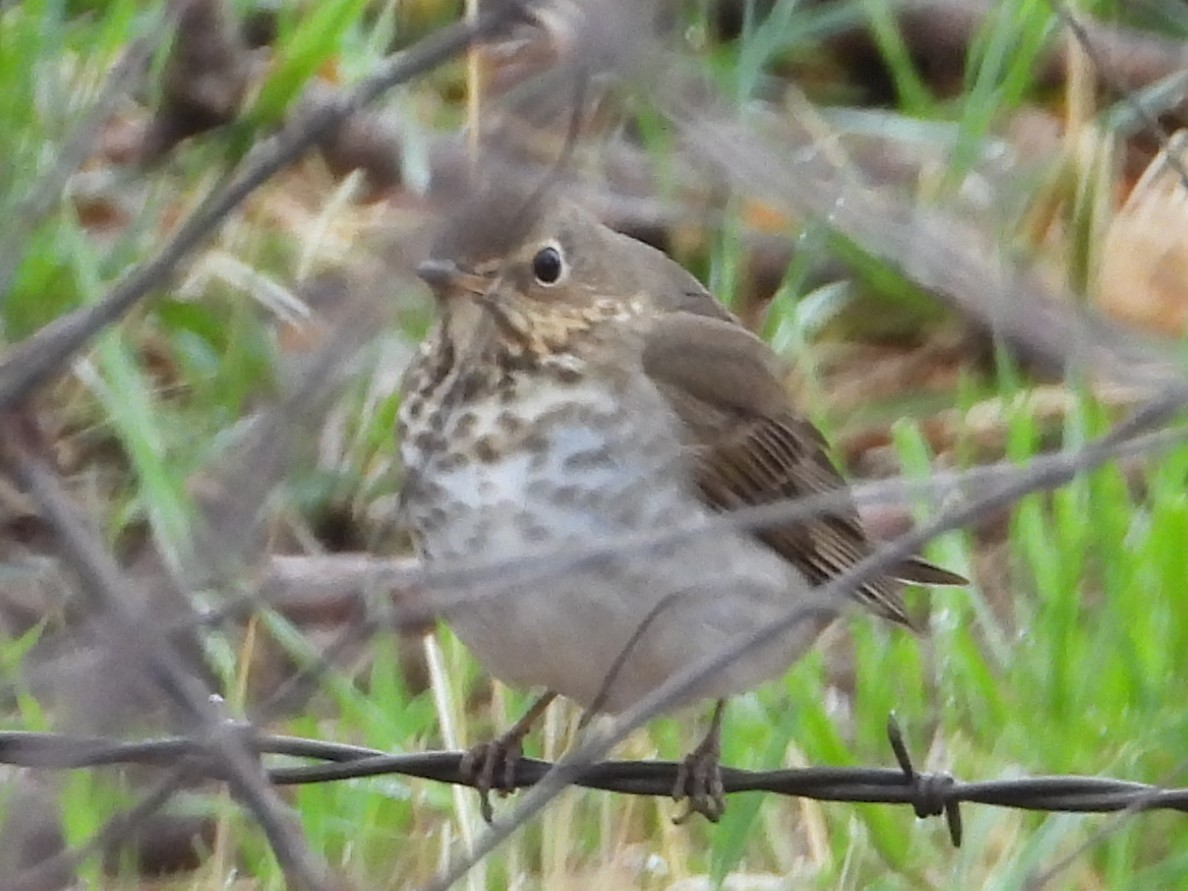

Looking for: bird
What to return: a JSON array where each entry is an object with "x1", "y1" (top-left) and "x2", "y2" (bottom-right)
[{"x1": 394, "y1": 182, "x2": 965, "y2": 822}]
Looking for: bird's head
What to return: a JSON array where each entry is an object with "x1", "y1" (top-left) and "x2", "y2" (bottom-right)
[{"x1": 416, "y1": 184, "x2": 672, "y2": 364}]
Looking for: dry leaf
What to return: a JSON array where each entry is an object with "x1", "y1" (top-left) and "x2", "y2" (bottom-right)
[{"x1": 1098, "y1": 129, "x2": 1188, "y2": 335}]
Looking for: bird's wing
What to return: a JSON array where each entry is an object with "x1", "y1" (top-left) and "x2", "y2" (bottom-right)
[{"x1": 641, "y1": 311, "x2": 964, "y2": 628}]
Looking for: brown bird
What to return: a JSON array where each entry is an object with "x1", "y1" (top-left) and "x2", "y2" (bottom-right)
[{"x1": 395, "y1": 184, "x2": 965, "y2": 822}]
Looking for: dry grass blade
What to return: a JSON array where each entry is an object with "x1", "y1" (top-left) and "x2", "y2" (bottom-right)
[
  {"x1": 668, "y1": 101, "x2": 1181, "y2": 391},
  {"x1": 1048, "y1": 0, "x2": 1188, "y2": 181}
]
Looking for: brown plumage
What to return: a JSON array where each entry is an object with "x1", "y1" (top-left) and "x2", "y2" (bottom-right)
[
  {"x1": 397, "y1": 185, "x2": 966, "y2": 821},
  {"x1": 642, "y1": 309, "x2": 965, "y2": 628}
]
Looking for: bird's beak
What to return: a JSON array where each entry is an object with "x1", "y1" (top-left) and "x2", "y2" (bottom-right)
[
  {"x1": 416, "y1": 258, "x2": 459, "y2": 291},
  {"x1": 416, "y1": 258, "x2": 489, "y2": 298}
]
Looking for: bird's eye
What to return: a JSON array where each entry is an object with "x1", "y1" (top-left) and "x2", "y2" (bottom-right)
[{"x1": 531, "y1": 245, "x2": 565, "y2": 285}]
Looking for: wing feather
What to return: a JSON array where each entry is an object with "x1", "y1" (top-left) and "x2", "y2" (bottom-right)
[{"x1": 642, "y1": 312, "x2": 964, "y2": 628}]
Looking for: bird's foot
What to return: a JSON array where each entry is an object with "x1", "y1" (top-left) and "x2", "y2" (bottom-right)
[
  {"x1": 460, "y1": 732, "x2": 524, "y2": 824},
  {"x1": 460, "y1": 691, "x2": 557, "y2": 823},
  {"x1": 672, "y1": 700, "x2": 727, "y2": 823},
  {"x1": 672, "y1": 741, "x2": 726, "y2": 823}
]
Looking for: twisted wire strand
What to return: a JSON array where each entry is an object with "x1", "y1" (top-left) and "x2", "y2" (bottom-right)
[{"x1": 3, "y1": 719, "x2": 1184, "y2": 850}]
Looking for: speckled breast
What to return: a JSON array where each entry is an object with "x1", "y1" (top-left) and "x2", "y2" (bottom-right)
[
  {"x1": 396, "y1": 341, "x2": 688, "y2": 562},
  {"x1": 393, "y1": 325, "x2": 821, "y2": 713}
]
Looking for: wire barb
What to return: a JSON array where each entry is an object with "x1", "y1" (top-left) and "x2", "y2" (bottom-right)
[
  {"x1": 1, "y1": 726, "x2": 1183, "y2": 832},
  {"x1": 887, "y1": 714, "x2": 963, "y2": 847}
]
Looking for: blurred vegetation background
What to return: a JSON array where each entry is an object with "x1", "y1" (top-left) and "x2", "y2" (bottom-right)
[{"x1": 2, "y1": 0, "x2": 1188, "y2": 887}]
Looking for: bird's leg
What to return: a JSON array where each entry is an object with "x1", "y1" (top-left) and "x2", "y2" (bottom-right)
[
  {"x1": 461, "y1": 690, "x2": 557, "y2": 823},
  {"x1": 673, "y1": 698, "x2": 727, "y2": 823}
]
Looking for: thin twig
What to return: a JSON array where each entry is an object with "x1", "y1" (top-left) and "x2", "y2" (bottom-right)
[{"x1": 0, "y1": 0, "x2": 534, "y2": 412}]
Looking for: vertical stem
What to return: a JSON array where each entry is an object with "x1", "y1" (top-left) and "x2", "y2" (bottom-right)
[
  {"x1": 424, "y1": 633, "x2": 486, "y2": 891},
  {"x1": 210, "y1": 614, "x2": 259, "y2": 884},
  {"x1": 465, "y1": 0, "x2": 482, "y2": 165}
]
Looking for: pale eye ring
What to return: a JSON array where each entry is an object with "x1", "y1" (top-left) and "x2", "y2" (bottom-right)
[{"x1": 531, "y1": 243, "x2": 565, "y2": 286}]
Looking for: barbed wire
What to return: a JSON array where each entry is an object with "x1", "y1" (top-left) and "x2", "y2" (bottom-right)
[{"x1": 2, "y1": 717, "x2": 1184, "y2": 853}]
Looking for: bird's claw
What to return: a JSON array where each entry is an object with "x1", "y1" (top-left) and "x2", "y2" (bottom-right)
[
  {"x1": 672, "y1": 737, "x2": 726, "y2": 823},
  {"x1": 460, "y1": 735, "x2": 524, "y2": 824}
]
